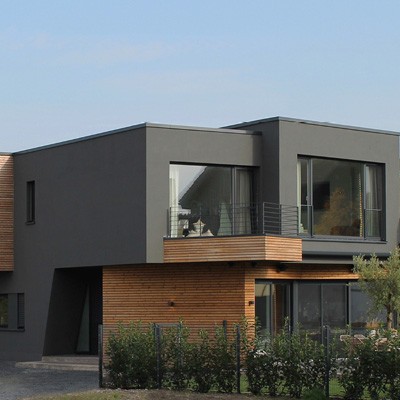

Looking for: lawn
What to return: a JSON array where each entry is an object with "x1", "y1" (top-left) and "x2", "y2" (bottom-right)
[
  {"x1": 22, "y1": 388, "x2": 349, "y2": 400},
  {"x1": 24, "y1": 389, "x2": 280, "y2": 400},
  {"x1": 23, "y1": 380, "x2": 345, "y2": 400}
]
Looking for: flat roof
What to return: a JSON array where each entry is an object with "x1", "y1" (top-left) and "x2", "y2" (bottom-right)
[
  {"x1": 226, "y1": 116, "x2": 400, "y2": 137},
  {"x1": 14, "y1": 122, "x2": 258, "y2": 155},
  {"x1": 14, "y1": 116, "x2": 400, "y2": 155}
]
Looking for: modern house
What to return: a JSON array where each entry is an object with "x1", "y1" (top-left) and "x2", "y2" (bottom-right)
[{"x1": 0, "y1": 116, "x2": 398, "y2": 361}]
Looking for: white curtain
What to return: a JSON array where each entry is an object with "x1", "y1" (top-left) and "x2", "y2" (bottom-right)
[
  {"x1": 218, "y1": 202, "x2": 232, "y2": 235},
  {"x1": 169, "y1": 166, "x2": 179, "y2": 237},
  {"x1": 365, "y1": 165, "x2": 381, "y2": 237},
  {"x1": 235, "y1": 169, "x2": 251, "y2": 234}
]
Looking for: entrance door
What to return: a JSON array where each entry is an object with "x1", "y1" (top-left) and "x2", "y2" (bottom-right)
[
  {"x1": 76, "y1": 286, "x2": 90, "y2": 353},
  {"x1": 43, "y1": 268, "x2": 102, "y2": 356},
  {"x1": 255, "y1": 281, "x2": 291, "y2": 335}
]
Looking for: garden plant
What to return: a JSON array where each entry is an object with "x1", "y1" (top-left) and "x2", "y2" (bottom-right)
[{"x1": 106, "y1": 320, "x2": 400, "y2": 399}]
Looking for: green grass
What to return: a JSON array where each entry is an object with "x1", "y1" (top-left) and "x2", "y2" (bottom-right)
[
  {"x1": 24, "y1": 379, "x2": 347, "y2": 400},
  {"x1": 24, "y1": 391, "x2": 127, "y2": 400}
]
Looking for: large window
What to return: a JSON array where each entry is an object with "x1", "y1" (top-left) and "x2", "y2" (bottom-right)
[
  {"x1": 254, "y1": 280, "x2": 395, "y2": 336},
  {"x1": 350, "y1": 284, "x2": 386, "y2": 332},
  {"x1": 298, "y1": 157, "x2": 384, "y2": 239},
  {"x1": 298, "y1": 283, "x2": 347, "y2": 330},
  {"x1": 169, "y1": 164, "x2": 256, "y2": 237}
]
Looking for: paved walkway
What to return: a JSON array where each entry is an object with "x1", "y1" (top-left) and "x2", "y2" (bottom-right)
[{"x1": 0, "y1": 361, "x2": 99, "y2": 400}]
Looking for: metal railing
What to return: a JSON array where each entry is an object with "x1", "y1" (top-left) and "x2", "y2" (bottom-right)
[
  {"x1": 262, "y1": 202, "x2": 299, "y2": 236},
  {"x1": 167, "y1": 202, "x2": 299, "y2": 238}
]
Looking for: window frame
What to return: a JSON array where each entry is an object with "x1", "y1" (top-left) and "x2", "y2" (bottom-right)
[
  {"x1": 255, "y1": 280, "x2": 292, "y2": 336},
  {"x1": 168, "y1": 163, "x2": 258, "y2": 237},
  {"x1": 0, "y1": 294, "x2": 8, "y2": 328},
  {"x1": 295, "y1": 281, "x2": 350, "y2": 331},
  {"x1": 26, "y1": 180, "x2": 36, "y2": 224},
  {"x1": 0, "y1": 293, "x2": 25, "y2": 331}
]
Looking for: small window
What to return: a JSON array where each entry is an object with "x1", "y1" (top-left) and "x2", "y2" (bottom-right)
[
  {"x1": 17, "y1": 293, "x2": 25, "y2": 330},
  {"x1": 26, "y1": 181, "x2": 35, "y2": 224},
  {"x1": 0, "y1": 293, "x2": 25, "y2": 330},
  {"x1": 0, "y1": 294, "x2": 8, "y2": 328}
]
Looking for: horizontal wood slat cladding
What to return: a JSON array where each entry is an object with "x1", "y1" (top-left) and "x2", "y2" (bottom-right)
[
  {"x1": 103, "y1": 264, "x2": 247, "y2": 327},
  {"x1": 163, "y1": 235, "x2": 302, "y2": 263},
  {"x1": 0, "y1": 155, "x2": 13, "y2": 272},
  {"x1": 103, "y1": 262, "x2": 355, "y2": 341}
]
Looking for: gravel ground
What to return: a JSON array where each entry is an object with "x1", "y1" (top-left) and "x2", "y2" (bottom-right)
[{"x1": 0, "y1": 361, "x2": 99, "y2": 400}]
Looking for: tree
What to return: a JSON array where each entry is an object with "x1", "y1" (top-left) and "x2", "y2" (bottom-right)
[{"x1": 353, "y1": 247, "x2": 400, "y2": 329}]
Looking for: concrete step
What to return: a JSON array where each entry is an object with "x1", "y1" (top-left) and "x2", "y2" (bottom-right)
[
  {"x1": 42, "y1": 355, "x2": 98, "y2": 365},
  {"x1": 16, "y1": 355, "x2": 99, "y2": 371}
]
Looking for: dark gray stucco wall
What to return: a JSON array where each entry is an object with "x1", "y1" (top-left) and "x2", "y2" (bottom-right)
[
  {"x1": 231, "y1": 118, "x2": 399, "y2": 256},
  {"x1": 14, "y1": 127, "x2": 147, "y2": 268},
  {"x1": 0, "y1": 127, "x2": 147, "y2": 360},
  {"x1": 231, "y1": 120, "x2": 280, "y2": 204},
  {"x1": 145, "y1": 125, "x2": 262, "y2": 263},
  {"x1": 246, "y1": 119, "x2": 399, "y2": 256},
  {"x1": 277, "y1": 119, "x2": 399, "y2": 255}
]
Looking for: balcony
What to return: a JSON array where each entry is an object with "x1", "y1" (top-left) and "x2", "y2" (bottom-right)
[{"x1": 163, "y1": 203, "x2": 302, "y2": 263}]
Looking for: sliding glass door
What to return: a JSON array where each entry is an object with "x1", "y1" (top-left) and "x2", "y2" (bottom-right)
[
  {"x1": 255, "y1": 281, "x2": 291, "y2": 335},
  {"x1": 297, "y1": 283, "x2": 347, "y2": 331}
]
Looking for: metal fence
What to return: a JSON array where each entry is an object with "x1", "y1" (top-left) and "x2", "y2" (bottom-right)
[
  {"x1": 99, "y1": 323, "x2": 334, "y2": 397},
  {"x1": 99, "y1": 321, "x2": 243, "y2": 393}
]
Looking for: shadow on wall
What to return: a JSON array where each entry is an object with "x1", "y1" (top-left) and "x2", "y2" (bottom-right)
[{"x1": 43, "y1": 267, "x2": 102, "y2": 356}]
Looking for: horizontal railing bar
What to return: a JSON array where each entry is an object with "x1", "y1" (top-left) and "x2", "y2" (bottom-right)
[{"x1": 168, "y1": 202, "x2": 300, "y2": 238}]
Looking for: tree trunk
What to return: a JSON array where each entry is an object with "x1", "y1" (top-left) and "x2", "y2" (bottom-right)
[{"x1": 387, "y1": 310, "x2": 393, "y2": 330}]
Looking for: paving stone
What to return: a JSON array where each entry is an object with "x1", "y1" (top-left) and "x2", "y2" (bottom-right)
[{"x1": 0, "y1": 361, "x2": 98, "y2": 400}]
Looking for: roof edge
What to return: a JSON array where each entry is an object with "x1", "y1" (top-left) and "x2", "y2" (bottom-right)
[
  {"x1": 14, "y1": 122, "x2": 258, "y2": 155},
  {"x1": 226, "y1": 116, "x2": 400, "y2": 136}
]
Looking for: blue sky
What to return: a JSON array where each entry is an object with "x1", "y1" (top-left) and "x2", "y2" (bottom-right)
[{"x1": 1, "y1": 1, "x2": 400, "y2": 152}]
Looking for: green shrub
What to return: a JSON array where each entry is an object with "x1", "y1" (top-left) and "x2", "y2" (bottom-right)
[
  {"x1": 335, "y1": 350, "x2": 364, "y2": 400},
  {"x1": 108, "y1": 319, "x2": 400, "y2": 398},
  {"x1": 245, "y1": 345, "x2": 267, "y2": 395},
  {"x1": 188, "y1": 329, "x2": 214, "y2": 393},
  {"x1": 106, "y1": 322, "x2": 157, "y2": 389},
  {"x1": 334, "y1": 331, "x2": 400, "y2": 400},
  {"x1": 274, "y1": 329, "x2": 325, "y2": 398},
  {"x1": 161, "y1": 324, "x2": 191, "y2": 390},
  {"x1": 245, "y1": 335, "x2": 282, "y2": 396},
  {"x1": 211, "y1": 326, "x2": 236, "y2": 393},
  {"x1": 244, "y1": 324, "x2": 326, "y2": 398},
  {"x1": 384, "y1": 335, "x2": 400, "y2": 399}
]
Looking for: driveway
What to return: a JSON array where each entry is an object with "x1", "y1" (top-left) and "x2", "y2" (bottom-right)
[{"x1": 0, "y1": 361, "x2": 99, "y2": 400}]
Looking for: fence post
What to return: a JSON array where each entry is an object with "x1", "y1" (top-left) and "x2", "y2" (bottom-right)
[
  {"x1": 155, "y1": 325, "x2": 162, "y2": 389},
  {"x1": 98, "y1": 324, "x2": 103, "y2": 388},
  {"x1": 236, "y1": 326, "x2": 241, "y2": 394},
  {"x1": 323, "y1": 325, "x2": 330, "y2": 399}
]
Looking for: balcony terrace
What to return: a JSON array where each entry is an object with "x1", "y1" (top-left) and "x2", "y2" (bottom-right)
[{"x1": 163, "y1": 202, "x2": 302, "y2": 263}]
